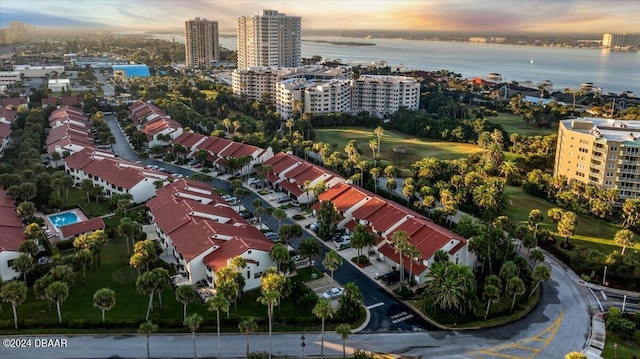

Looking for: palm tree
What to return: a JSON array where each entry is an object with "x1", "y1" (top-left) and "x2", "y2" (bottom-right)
[
  {"x1": 175, "y1": 285, "x2": 196, "y2": 321},
  {"x1": 529, "y1": 264, "x2": 551, "y2": 298},
  {"x1": 613, "y1": 229, "x2": 635, "y2": 255},
  {"x1": 257, "y1": 289, "x2": 280, "y2": 359},
  {"x1": 184, "y1": 313, "x2": 203, "y2": 359},
  {"x1": 528, "y1": 209, "x2": 544, "y2": 248},
  {"x1": 313, "y1": 298, "x2": 334, "y2": 359},
  {"x1": 80, "y1": 178, "x2": 94, "y2": 203},
  {"x1": 507, "y1": 277, "x2": 526, "y2": 313},
  {"x1": 45, "y1": 281, "x2": 69, "y2": 323},
  {"x1": 136, "y1": 271, "x2": 156, "y2": 320},
  {"x1": 273, "y1": 208, "x2": 287, "y2": 229},
  {"x1": 374, "y1": 126, "x2": 384, "y2": 156},
  {"x1": 424, "y1": 262, "x2": 476, "y2": 314},
  {"x1": 238, "y1": 317, "x2": 259, "y2": 358},
  {"x1": 208, "y1": 294, "x2": 230, "y2": 359},
  {"x1": 322, "y1": 250, "x2": 343, "y2": 278},
  {"x1": 299, "y1": 238, "x2": 322, "y2": 266},
  {"x1": 529, "y1": 248, "x2": 545, "y2": 263},
  {"x1": 557, "y1": 211, "x2": 577, "y2": 247},
  {"x1": 118, "y1": 217, "x2": 137, "y2": 255},
  {"x1": 138, "y1": 321, "x2": 158, "y2": 359},
  {"x1": 335, "y1": 323, "x2": 352, "y2": 358},
  {"x1": 93, "y1": 288, "x2": 116, "y2": 323},
  {"x1": 269, "y1": 243, "x2": 290, "y2": 274},
  {"x1": 0, "y1": 281, "x2": 28, "y2": 329},
  {"x1": 12, "y1": 254, "x2": 34, "y2": 281},
  {"x1": 369, "y1": 167, "x2": 381, "y2": 193},
  {"x1": 547, "y1": 208, "x2": 564, "y2": 235},
  {"x1": 390, "y1": 230, "x2": 410, "y2": 285},
  {"x1": 482, "y1": 283, "x2": 500, "y2": 320},
  {"x1": 369, "y1": 139, "x2": 378, "y2": 167},
  {"x1": 75, "y1": 249, "x2": 92, "y2": 285}
]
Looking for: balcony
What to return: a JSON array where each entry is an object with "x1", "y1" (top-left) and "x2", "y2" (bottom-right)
[
  {"x1": 616, "y1": 176, "x2": 640, "y2": 184},
  {"x1": 620, "y1": 150, "x2": 640, "y2": 158},
  {"x1": 618, "y1": 159, "x2": 640, "y2": 166},
  {"x1": 617, "y1": 168, "x2": 640, "y2": 175}
]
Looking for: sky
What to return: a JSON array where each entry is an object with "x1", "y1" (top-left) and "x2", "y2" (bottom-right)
[{"x1": 1, "y1": 0, "x2": 639, "y2": 33}]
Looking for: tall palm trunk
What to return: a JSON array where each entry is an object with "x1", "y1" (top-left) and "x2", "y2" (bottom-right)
[
  {"x1": 56, "y1": 301, "x2": 62, "y2": 323},
  {"x1": 192, "y1": 332, "x2": 197, "y2": 359},
  {"x1": 12, "y1": 303, "x2": 18, "y2": 329},
  {"x1": 216, "y1": 310, "x2": 221, "y2": 359},
  {"x1": 145, "y1": 293, "x2": 154, "y2": 320},
  {"x1": 484, "y1": 301, "x2": 492, "y2": 320},
  {"x1": 268, "y1": 305, "x2": 273, "y2": 359},
  {"x1": 320, "y1": 317, "x2": 325, "y2": 359}
]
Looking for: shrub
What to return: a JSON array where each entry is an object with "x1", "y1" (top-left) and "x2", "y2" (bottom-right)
[
  {"x1": 608, "y1": 316, "x2": 636, "y2": 339},
  {"x1": 56, "y1": 239, "x2": 75, "y2": 252},
  {"x1": 351, "y1": 255, "x2": 369, "y2": 265},
  {"x1": 393, "y1": 285, "x2": 413, "y2": 298},
  {"x1": 292, "y1": 214, "x2": 306, "y2": 220}
]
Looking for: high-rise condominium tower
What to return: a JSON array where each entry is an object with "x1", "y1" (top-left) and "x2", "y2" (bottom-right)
[
  {"x1": 185, "y1": 17, "x2": 219, "y2": 68},
  {"x1": 237, "y1": 10, "x2": 301, "y2": 70}
]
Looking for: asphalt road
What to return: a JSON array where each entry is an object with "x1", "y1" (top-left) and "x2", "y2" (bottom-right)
[{"x1": 36, "y1": 116, "x2": 594, "y2": 358}]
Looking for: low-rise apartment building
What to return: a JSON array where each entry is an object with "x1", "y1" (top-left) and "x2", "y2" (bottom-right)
[
  {"x1": 64, "y1": 148, "x2": 170, "y2": 203},
  {"x1": 0, "y1": 188, "x2": 25, "y2": 281},
  {"x1": 147, "y1": 179, "x2": 275, "y2": 290}
]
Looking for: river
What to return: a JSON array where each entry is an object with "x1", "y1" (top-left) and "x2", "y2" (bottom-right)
[{"x1": 149, "y1": 33, "x2": 640, "y2": 94}]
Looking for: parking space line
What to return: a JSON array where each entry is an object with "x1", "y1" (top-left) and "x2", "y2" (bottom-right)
[{"x1": 366, "y1": 302, "x2": 384, "y2": 309}]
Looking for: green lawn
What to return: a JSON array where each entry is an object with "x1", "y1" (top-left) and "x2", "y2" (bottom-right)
[
  {"x1": 601, "y1": 330, "x2": 640, "y2": 359},
  {"x1": 54, "y1": 187, "x2": 111, "y2": 217},
  {"x1": 503, "y1": 185, "x2": 640, "y2": 252},
  {"x1": 200, "y1": 90, "x2": 218, "y2": 99},
  {"x1": 487, "y1": 112, "x2": 557, "y2": 137},
  {"x1": 314, "y1": 127, "x2": 481, "y2": 173}
]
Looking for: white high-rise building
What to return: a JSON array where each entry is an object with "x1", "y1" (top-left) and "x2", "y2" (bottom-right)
[
  {"x1": 237, "y1": 10, "x2": 301, "y2": 70},
  {"x1": 185, "y1": 18, "x2": 219, "y2": 68}
]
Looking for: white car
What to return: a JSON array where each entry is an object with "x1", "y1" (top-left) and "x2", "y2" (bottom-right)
[
  {"x1": 248, "y1": 177, "x2": 261, "y2": 185},
  {"x1": 322, "y1": 287, "x2": 344, "y2": 300}
]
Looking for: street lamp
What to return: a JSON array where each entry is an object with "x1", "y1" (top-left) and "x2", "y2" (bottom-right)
[{"x1": 301, "y1": 334, "x2": 306, "y2": 359}]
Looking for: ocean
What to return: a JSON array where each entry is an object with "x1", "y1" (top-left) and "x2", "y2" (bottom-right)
[{"x1": 149, "y1": 34, "x2": 640, "y2": 94}]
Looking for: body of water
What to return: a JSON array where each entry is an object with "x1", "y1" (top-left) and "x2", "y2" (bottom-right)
[{"x1": 150, "y1": 34, "x2": 640, "y2": 94}]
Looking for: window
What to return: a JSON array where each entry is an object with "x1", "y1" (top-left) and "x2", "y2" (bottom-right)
[
  {"x1": 607, "y1": 172, "x2": 613, "y2": 177},
  {"x1": 605, "y1": 180, "x2": 613, "y2": 186},
  {"x1": 609, "y1": 155, "x2": 617, "y2": 160},
  {"x1": 610, "y1": 146, "x2": 618, "y2": 151},
  {"x1": 608, "y1": 163, "x2": 616, "y2": 169}
]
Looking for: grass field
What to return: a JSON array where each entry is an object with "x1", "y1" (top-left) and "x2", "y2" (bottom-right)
[
  {"x1": 503, "y1": 185, "x2": 640, "y2": 252},
  {"x1": 314, "y1": 127, "x2": 482, "y2": 173},
  {"x1": 487, "y1": 112, "x2": 557, "y2": 137},
  {"x1": 55, "y1": 187, "x2": 111, "y2": 217}
]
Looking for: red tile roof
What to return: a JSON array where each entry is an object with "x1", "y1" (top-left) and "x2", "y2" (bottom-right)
[
  {"x1": 0, "y1": 188, "x2": 25, "y2": 252},
  {"x1": 41, "y1": 96, "x2": 84, "y2": 107},
  {"x1": 0, "y1": 108, "x2": 18, "y2": 122},
  {"x1": 0, "y1": 122, "x2": 10, "y2": 141},
  {"x1": 279, "y1": 179, "x2": 303, "y2": 196},
  {"x1": 60, "y1": 217, "x2": 106, "y2": 238},
  {"x1": 173, "y1": 132, "x2": 206, "y2": 149},
  {"x1": 203, "y1": 236, "x2": 273, "y2": 271},
  {"x1": 1, "y1": 97, "x2": 28, "y2": 108},
  {"x1": 379, "y1": 243, "x2": 427, "y2": 273},
  {"x1": 65, "y1": 148, "x2": 164, "y2": 190}
]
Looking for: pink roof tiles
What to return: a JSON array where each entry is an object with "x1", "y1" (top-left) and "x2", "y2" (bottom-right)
[
  {"x1": 65, "y1": 148, "x2": 164, "y2": 190},
  {"x1": 0, "y1": 188, "x2": 25, "y2": 252},
  {"x1": 0, "y1": 108, "x2": 18, "y2": 122},
  {"x1": 60, "y1": 217, "x2": 106, "y2": 238},
  {"x1": 147, "y1": 180, "x2": 273, "y2": 263},
  {"x1": 173, "y1": 132, "x2": 206, "y2": 149}
]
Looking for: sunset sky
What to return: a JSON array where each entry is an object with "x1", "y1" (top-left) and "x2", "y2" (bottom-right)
[{"x1": 1, "y1": 0, "x2": 639, "y2": 33}]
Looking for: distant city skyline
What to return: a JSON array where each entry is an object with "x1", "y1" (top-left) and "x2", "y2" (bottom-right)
[{"x1": 1, "y1": 0, "x2": 639, "y2": 33}]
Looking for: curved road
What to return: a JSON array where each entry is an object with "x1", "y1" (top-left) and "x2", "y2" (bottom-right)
[{"x1": 9, "y1": 116, "x2": 594, "y2": 358}]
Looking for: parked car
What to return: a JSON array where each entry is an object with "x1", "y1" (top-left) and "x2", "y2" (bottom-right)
[
  {"x1": 309, "y1": 222, "x2": 320, "y2": 232},
  {"x1": 193, "y1": 163, "x2": 202, "y2": 168},
  {"x1": 239, "y1": 210, "x2": 254, "y2": 219},
  {"x1": 291, "y1": 200, "x2": 300, "y2": 207},
  {"x1": 333, "y1": 235, "x2": 351, "y2": 250},
  {"x1": 248, "y1": 177, "x2": 261, "y2": 185},
  {"x1": 277, "y1": 196, "x2": 291, "y2": 203},
  {"x1": 322, "y1": 287, "x2": 344, "y2": 300}
]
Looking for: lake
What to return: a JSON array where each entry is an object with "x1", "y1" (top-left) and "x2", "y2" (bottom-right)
[{"x1": 150, "y1": 34, "x2": 640, "y2": 94}]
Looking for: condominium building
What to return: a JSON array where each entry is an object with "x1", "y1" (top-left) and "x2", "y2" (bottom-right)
[
  {"x1": 602, "y1": 33, "x2": 640, "y2": 49},
  {"x1": 276, "y1": 78, "x2": 352, "y2": 119},
  {"x1": 554, "y1": 118, "x2": 640, "y2": 199},
  {"x1": 350, "y1": 75, "x2": 420, "y2": 117},
  {"x1": 237, "y1": 10, "x2": 301, "y2": 70},
  {"x1": 233, "y1": 68, "x2": 419, "y2": 118},
  {"x1": 185, "y1": 17, "x2": 219, "y2": 68}
]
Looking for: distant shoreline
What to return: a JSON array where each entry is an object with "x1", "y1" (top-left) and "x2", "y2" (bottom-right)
[{"x1": 302, "y1": 39, "x2": 375, "y2": 46}]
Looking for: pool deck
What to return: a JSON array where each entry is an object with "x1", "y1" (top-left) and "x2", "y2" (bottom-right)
[{"x1": 40, "y1": 208, "x2": 89, "y2": 243}]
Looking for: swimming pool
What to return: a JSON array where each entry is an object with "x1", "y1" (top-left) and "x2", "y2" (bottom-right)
[{"x1": 47, "y1": 211, "x2": 81, "y2": 230}]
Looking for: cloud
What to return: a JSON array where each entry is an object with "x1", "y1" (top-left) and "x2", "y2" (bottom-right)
[{"x1": 1, "y1": 0, "x2": 639, "y2": 32}]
